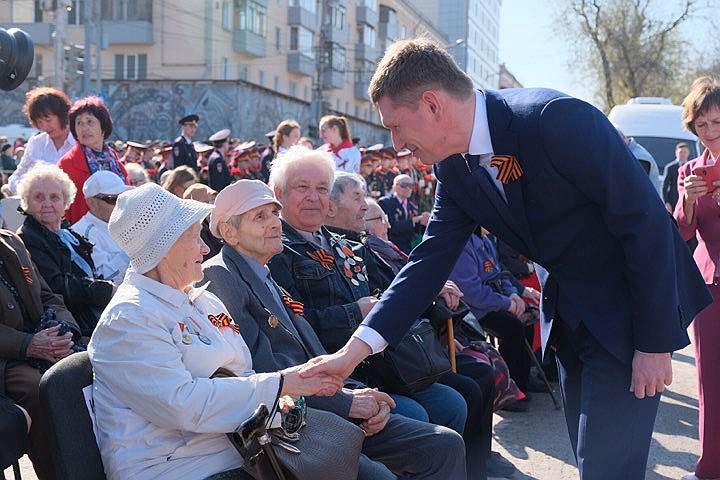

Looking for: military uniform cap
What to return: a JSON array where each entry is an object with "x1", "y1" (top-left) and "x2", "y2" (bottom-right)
[
  {"x1": 126, "y1": 141, "x2": 149, "y2": 150},
  {"x1": 179, "y1": 113, "x2": 200, "y2": 125},
  {"x1": 209, "y1": 129, "x2": 231, "y2": 142}
]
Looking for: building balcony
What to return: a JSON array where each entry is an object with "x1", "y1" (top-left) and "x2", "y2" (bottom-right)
[
  {"x1": 288, "y1": 52, "x2": 314, "y2": 77},
  {"x1": 288, "y1": 5, "x2": 318, "y2": 31},
  {"x1": 321, "y1": 24, "x2": 348, "y2": 44},
  {"x1": 355, "y1": 43, "x2": 378, "y2": 63},
  {"x1": 354, "y1": 80, "x2": 369, "y2": 101},
  {"x1": 101, "y1": 21, "x2": 154, "y2": 44},
  {"x1": 233, "y1": 29, "x2": 266, "y2": 57},
  {"x1": 322, "y1": 69, "x2": 345, "y2": 89},
  {"x1": 356, "y1": 5, "x2": 378, "y2": 26},
  {"x1": 5, "y1": 23, "x2": 52, "y2": 45}
]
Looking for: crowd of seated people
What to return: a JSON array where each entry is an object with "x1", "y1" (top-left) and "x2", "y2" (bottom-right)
[{"x1": 1, "y1": 92, "x2": 555, "y2": 480}]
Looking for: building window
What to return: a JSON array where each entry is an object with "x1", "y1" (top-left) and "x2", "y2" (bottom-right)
[
  {"x1": 275, "y1": 27, "x2": 281, "y2": 50},
  {"x1": 274, "y1": 76, "x2": 280, "y2": 91},
  {"x1": 304, "y1": 86, "x2": 309, "y2": 101},
  {"x1": 222, "y1": 1, "x2": 232, "y2": 30},
  {"x1": 114, "y1": 53, "x2": 147, "y2": 80},
  {"x1": 379, "y1": 6, "x2": 397, "y2": 40},
  {"x1": 102, "y1": 0, "x2": 153, "y2": 21},
  {"x1": 356, "y1": 24, "x2": 375, "y2": 47},
  {"x1": 289, "y1": 81, "x2": 297, "y2": 97},
  {"x1": 238, "y1": 64, "x2": 249, "y2": 80},
  {"x1": 357, "y1": 0, "x2": 378, "y2": 10},
  {"x1": 237, "y1": 0, "x2": 268, "y2": 37},
  {"x1": 400, "y1": 25, "x2": 406, "y2": 39},
  {"x1": 336, "y1": 98, "x2": 340, "y2": 110},
  {"x1": 223, "y1": 57, "x2": 229, "y2": 79},
  {"x1": 291, "y1": 0, "x2": 316, "y2": 14},
  {"x1": 68, "y1": 1, "x2": 85, "y2": 25},
  {"x1": 34, "y1": 0, "x2": 43, "y2": 22},
  {"x1": 30, "y1": 54, "x2": 43, "y2": 79},
  {"x1": 290, "y1": 26, "x2": 314, "y2": 58},
  {"x1": 259, "y1": 69, "x2": 265, "y2": 86},
  {"x1": 327, "y1": 43, "x2": 346, "y2": 72},
  {"x1": 324, "y1": 3, "x2": 346, "y2": 31}
]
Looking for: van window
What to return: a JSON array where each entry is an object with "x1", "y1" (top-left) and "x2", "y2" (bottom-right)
[{"x1": 632, "y1": 136, "x2": 698, "y2": 173}]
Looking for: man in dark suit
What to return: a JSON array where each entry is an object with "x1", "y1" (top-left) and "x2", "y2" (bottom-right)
[
  {"x1": 378, "y1": 174, "x2": 429, "y2": 254},
  {"x1": 172, "y1": 114, "x2": 199, "y2": 171},
  {"x1": 302, "y1": 38, "x2": 712, "y2": 480},
  {"x1": 662, "y1": 142, "x2": 690, "y2": 211},
  {"x1": 207, "y1": 129, "x2": 232, "y2": 192},
  {"x1": 200, "y1": 179, "x2": 466, "y2": 480}
]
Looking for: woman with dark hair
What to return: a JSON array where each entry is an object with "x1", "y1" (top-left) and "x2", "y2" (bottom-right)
[
  {"x1": 8, "y1": 87, "x2": 76, "y2": 194},
  {"x1": 318, "y1": 115, "x2": 361, "y2": 173},
  {"x1": 272, "y1": 119, "x2": 301, "y2": 159},
  {"x1": 57, "y1": 96, "x2": 128, "y2": 224}
]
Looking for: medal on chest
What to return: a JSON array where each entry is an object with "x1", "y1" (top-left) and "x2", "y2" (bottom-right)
[{"x1": 332, "y1": 239, "x2": 367, "y2": 286}]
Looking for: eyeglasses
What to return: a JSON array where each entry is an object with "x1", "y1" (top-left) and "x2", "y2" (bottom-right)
[
  {"x1": 96, "y1": 195, "x2": 118, "y2": 205},
  {"x1": 365, "y1": 215, "x2": 384, "y2": 222},
  {"x1": 397, "y1": 182, "x2": 414, "y2": 189}
]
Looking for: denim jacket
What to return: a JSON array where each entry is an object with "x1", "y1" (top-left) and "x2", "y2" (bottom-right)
[{"x1": 268, "y1": 221, "x2": 372, "y2": 353}]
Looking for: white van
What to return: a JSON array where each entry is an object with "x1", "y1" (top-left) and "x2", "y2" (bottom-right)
[{"x1": 608, "y1": 97, "x2": 701, "y2": 176}]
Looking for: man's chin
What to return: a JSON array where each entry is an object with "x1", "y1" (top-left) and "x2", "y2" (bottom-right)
[{"x1": 416, "y1": 151, "x2": 442, "y2": 166}]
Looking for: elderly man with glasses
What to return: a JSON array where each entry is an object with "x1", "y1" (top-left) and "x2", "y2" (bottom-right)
[
  {"x1": 72, "y1": 171, "x2": 131, "y2": 285},
  {"x1": 378, "y1": 174, "x2": 430, "y2": 254}
]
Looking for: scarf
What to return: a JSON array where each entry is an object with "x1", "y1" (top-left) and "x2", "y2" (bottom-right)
[
  {"x1": 83, "y1": 144, "x2": 124, "y2": 178},
  {"x1": 57, "y1": 229, "x2": 94, "y2": 278}
]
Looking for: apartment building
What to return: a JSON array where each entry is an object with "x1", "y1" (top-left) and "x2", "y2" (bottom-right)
[{"x1": 2, "y1": 0, "x2": 447, "y2": 142}]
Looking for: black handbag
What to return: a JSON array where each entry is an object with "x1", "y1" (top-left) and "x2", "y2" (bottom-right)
[{"x1": 357, "y1": 317, "x2": 452, "y2": 395}]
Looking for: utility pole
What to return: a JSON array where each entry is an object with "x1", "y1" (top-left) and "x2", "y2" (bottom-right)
[
  {"x1": 83, "y1": 0, "x2": 93, "y2": 95},
  {"x1": 53, "y1": 0, "x2": 68, "y2": 90},
  {"x1": 95, "y1": 0, "x2": 102, "y2": 93},
  {"x1": 311, "y1": 0, "x2": 327, "y2": 140}
]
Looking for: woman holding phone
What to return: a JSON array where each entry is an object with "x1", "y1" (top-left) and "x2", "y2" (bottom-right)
[{"x1": 674, "y1": 75, "x2": 720, "y2": 480}]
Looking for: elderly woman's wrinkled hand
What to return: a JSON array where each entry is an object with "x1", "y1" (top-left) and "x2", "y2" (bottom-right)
[
  {"x1": 281, "y1": 364, "x2": 344, "y2": 397},
  {"x1": 26, "y1": 325, "x2": 74, "y2": 363}
]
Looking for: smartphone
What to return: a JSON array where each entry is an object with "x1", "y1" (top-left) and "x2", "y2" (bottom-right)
[{"x1": 692, "y1": 164, "x2": 720, "y2": 193}]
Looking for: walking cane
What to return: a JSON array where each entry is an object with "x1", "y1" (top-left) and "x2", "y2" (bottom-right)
[
  {"x1": 239, "y1": 404, "x2": 287, "y2": 480},
  {"x1": 447, "y1": 317, "x2": 457, "y2": 372}
]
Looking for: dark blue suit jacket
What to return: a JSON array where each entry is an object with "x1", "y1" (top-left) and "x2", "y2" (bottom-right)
[{"x1": 363, "y1": 88, "x2": 711, "y2": 363}]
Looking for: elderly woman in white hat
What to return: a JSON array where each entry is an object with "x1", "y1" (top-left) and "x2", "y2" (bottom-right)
[{"x1": 87, "y1": 183, "x2": 341, "y2": 480}]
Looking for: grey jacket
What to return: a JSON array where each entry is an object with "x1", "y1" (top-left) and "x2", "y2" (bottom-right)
[{"x1": 201, "y1": 246, "x2": 354, "y2": 418}]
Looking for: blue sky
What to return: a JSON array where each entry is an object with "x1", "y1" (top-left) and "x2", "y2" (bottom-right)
[{"x1": 498, "y1": 0, "x2": 716, "y2": 108}]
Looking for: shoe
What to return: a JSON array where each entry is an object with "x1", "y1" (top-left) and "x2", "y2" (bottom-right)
[
  {"x1": 500, "y1": 397, "x2": 530, "y2": 412},
  {"x1": 486, "y1": 451, "x2": 518, "y2": 478}
]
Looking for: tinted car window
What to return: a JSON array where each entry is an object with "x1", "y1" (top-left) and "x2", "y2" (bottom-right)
[{"x1": 633, "y1": 136, "x2": 699, "y2": 173}]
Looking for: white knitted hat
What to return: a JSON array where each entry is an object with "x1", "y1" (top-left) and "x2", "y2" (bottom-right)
[{"x1": 108, "y1": 183, "x2": 213, "y2": 274}]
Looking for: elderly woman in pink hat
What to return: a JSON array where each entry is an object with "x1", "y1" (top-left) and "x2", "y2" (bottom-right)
[{"x1": 87, "y1": 183, "x2": 341, "y2": 480}]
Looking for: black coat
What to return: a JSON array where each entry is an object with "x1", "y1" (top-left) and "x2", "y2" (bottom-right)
[
  {"x1": 172, "y1": 136, "x2": 198, "y2": 171},
  {"x1": 208, "y1": 150, "x2": 232, "y2": 191},
  {"x1": 662, "y1": 160, "x2": 680, "y2": 209},
  {"x1": 17, "y1": 215, "x2": 113, "y2": 337}
]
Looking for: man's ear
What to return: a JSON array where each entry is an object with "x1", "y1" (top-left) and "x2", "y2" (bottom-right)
[
  {"x1": 217, "y1": 222, "x2": 236, "y2": 246},
  {"x1": 326, "y1": 200, "x2": 338, "y2": 220},
  {"x1": 273, "y1": 185, "x2": 283, "y2": 201},
  {"x1": 421, "y1": 90, "x2": 442, "y2": 117}
]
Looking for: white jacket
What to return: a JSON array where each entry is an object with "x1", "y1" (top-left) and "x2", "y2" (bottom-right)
[
  {"x1": 72, "y1": 212, "x2": 130, "y2": 285},
  {"x1": 88, "y1": 272, "x2": 282, "y2": 480}
]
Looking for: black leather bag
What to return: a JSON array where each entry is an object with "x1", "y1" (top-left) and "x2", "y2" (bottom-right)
[{"x1": 358, "y1": 317, "x2": 452, "y2": 395}]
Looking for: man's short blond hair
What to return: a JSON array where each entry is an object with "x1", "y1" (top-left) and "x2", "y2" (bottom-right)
[
  {"x1": 268, "y1": 145, "x2": 335, "y2": 193},
  {"x1": 369, "y1": 38, "x2": 474, "y2": 106}
]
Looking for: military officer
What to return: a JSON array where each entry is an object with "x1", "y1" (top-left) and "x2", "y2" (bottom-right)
[
  {"x1": 208, "y1": 129, "x2": 232, "y2": 192},
  {"x1": 173, "y1": 114, "x2": 200, "y2": 171}
]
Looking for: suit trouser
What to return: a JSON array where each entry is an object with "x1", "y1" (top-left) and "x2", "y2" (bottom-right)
[
  {"x1": 554, "y1": 320, "x2": 661, "y2": 480},
  {"x1": 4, "y1": 362, "x2": 56, "y2": 480},
  {"x1": 479, "y1": 310, "x2": 532, "y2": 391},
  {"x1": 360, "y1": 414, "x2": 467, "y2": 480}
]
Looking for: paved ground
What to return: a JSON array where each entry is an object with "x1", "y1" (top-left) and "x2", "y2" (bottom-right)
[{"x1": 6, "y1": 345, "x2": 699, "y2": 480}]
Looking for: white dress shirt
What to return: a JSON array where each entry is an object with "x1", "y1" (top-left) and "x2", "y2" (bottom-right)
[
  {"x1": 72, "y1": 212, "x2": 130, "y2": 285},
  {"x1": 88, "y1": 272, "x2": 282, "y2": 480},
  {"x1": 8, "y1": 131, "x2": 76, "y2": 193},
  {"x1": 352, "y1": 90, "x2": 501, "y2": 354}
]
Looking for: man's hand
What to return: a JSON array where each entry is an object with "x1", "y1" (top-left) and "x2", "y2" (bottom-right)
[
  {"x1": 26, "y1": 325, "x2": 74, "y2": 363},
  {"x1": 300, "y1": 337, "x2": 372, "y2": 381},
  {"x1": 361, "y1": 401, "x2": 391, "y2": 437},
  {"x1": 507, "y1": 293, "x2": 526, "y2": 318},
  {"x1": 357, "y1": 296, "x2": 380, "y2": 318},
  {"x1": 348, "y1": 389, "x2": 380, "y2": 419},
  {"x1": 630, "y1": 351, "x2": 673, "y2": 399},
  {"x1": 281, "y1": 363, "x2": 344, "y2": 397},
  {"x1": 439, "y1": 280, "x2": 463, "y2": 310}
]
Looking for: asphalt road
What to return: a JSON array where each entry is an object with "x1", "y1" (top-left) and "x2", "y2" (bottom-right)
[{"x1": 6, "y1": 344, "x2": 700, "y2": 480}]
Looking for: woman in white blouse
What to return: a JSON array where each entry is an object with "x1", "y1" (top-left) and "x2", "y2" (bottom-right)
[
  {"x1": 8, "y1": 87, "x2": 76, "y2": 193},
  {"x1": 317, "y1": 115, "x2": 361, "y2": 173},
  {"x1": 88, "y1": 183, "x2": 340, "y2": 480}
]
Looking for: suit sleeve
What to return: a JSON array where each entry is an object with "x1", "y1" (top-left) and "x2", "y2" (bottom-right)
[
  {"x1": 363, "y1": 176, "x2": 477, "y2": 346},
  {"x1": 539, "y1": 97, "x2": 687, "y2": 353}
]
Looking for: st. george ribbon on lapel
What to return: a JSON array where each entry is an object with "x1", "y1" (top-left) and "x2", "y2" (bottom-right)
[{"x1": 490, "y1": 154, "x2": 523, "y2": 184}]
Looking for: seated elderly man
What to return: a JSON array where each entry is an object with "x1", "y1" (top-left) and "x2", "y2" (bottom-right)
[
  {"x1": 266, "y1": 146, "x2": 468, "y2": 434},
  {"x1": 1, "y1": 228, "x2": 81, "y2": 480},
  {"x1": 326, "y1": 173, "x2": 516, "y2": 478},
  {"x1": 88, "y1": 183, "x2": 345, "y2": 480},
  {"x1": 201, "y1": 179, "x2": 466, "y2": 480},
  {"x1": 72, "y1": 171, "x2": 131, "y2": 285}
]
